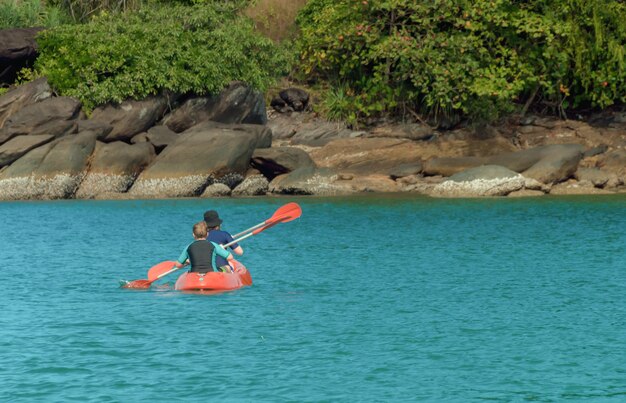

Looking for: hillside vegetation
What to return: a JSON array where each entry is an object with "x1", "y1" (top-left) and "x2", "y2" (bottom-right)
[{"x1": 3, "y1": 0, "x2": 625, "y2": 125}]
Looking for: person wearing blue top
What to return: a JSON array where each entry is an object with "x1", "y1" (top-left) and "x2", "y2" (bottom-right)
[
  {"x1": 172, "y1": 221, "x2": 233, "y2": 273},
  {"x1": 204, "y1": 210, "x2": 243, "y2": 271}
]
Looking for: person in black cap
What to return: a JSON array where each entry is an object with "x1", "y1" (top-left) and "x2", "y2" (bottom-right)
[{"x1": 204, "y1": 210, "x2": 243, "y2": 271}]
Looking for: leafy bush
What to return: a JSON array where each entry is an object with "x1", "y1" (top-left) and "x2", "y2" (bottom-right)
[
  {"x1": 0, "y1": 0, "x2": 70, "y2": 29},
  {"x1": 35, "y1": 2, "x2": 290, "y2": 111},
  {"x1": 296, "y1": 0, "x2": 626, "y2": 124}
]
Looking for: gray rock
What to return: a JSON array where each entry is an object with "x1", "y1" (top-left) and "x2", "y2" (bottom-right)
[
  {"x1": 232, "y1": 174, "x2": 269, "y2": 196},
  {"x1": 200, "y1": 183, "x2": 232, "y2": 197},
  {"x1": 0, "y1": 28, "x2": 43, "y2": 84},
  {"x1": 290, "y1": 122, "x2": 364, "y2": 146},
  {"x1": 251, "y1": 147, "x2": 316, "y2": 180},
  {"x1": 75, "y1": 141, "x2": 156, "y2": 198},
  {"x1": 575, "y1": 167, "x2": 611, "y2": 188},
  {"x1": 163, "y1": 82, "x2": 266, "y2": 132},
  {"x1": 0, "y1": 132, "x2": 97, "y2": 200},
  {"x1": 90, "y1": 96, "x2": 168, "y2": 142},
  {"x1": 0, "y1": 78, "x2": 52, "y2": 129},
  {"x1": 0, "y1": 96, "x2": 81, "y2": 145},
  {"x1": 0, "y1": 134, "x2": 54, "y2": 167},
  {"x1": 269, "y1": 166, "x2": 341, "y2": 195},
  {"x1": 129, "y1": 122, "x2": 268, "y2": 198},
  {"x1": 431, "y1": 165, "x2": 525, "y2": 197},
  {"x1": 76, "y1": 119, "x2": 113, "y2": 140},
  {"x1": 390, "y1": 162, "x2": 423, "y2": 179}
]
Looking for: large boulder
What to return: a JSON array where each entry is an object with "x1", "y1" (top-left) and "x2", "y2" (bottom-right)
[
  {"x1": 424, "y1": 144, "x2": 585, "y2": 184},
  {"x1": 269, "y1": 166, "x2": 341, "y2": 195},
  {"x1": 0, "y1": 132, "x2": 97, "y2": 200},
  {"x1": 0, "y1": 28, "x2": 43, "y2": 84},
  {"x1": 431, "y1": 165, "x2": 525, "y2": 197},
  {"x1": 90, "y1": 96, "x2": 168, "y2": 142},
  {"x1": 251, "y1": 146, "x2": 316, "y2": 180},
  {"x1": 0, "y1": 134, "x2": 54, "y2": 168},
  {"x1": 131, "y1": 125, "x2": 179, "y2": 153},
  {"x1": 0, "y1": 78, "x2": 52, "y2": 129},
  {"x1": 232, "y1": 174, "x2": 269, "y2": 196},
  {"x1": 163, "y1": 82, "x2": 266, "y2": 132},
  {"x1": 521, "y1": 144, "x2": 584, "y2": 184},
  {"x1": 75, "y1": 141, "x2": 156, "y2": 199},
  {"x1": 128, "y1": 122, "x2": 270, "y2": 198},
  {"x1": 309, "y1": 137, "x2": 423, "y2": 175},
  {"x1": 0, "y1": 96, "x2": 81, "y2": 145}
]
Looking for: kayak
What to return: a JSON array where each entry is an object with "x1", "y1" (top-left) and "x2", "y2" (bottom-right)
[{"x1": 174, "y1": 260, "x2": 252, "y2": 291}]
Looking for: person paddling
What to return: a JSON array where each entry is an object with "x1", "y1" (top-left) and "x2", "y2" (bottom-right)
[
  {"x1": 204, "y1": 210, "x2": 243, "y2": 272},
  {"x1": 172, "y1": 221, "x2": 234, "y2": 273}
]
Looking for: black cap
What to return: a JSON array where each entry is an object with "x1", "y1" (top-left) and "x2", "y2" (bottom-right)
[{"x1": 203, "y1": 210, "x2": 223, "y2": 227}]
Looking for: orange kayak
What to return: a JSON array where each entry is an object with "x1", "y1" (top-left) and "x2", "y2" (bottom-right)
[{"x1": 174, "y1": 260, "x2": 252, "y2": 291}]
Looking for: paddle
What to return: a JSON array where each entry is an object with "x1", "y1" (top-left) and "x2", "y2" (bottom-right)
[
  {"x1": 232, "y1": 202, "x2": 302, "y2": 238},
  {"x1": 122, "y1": 203, "x2": 302, "y2": 289}
]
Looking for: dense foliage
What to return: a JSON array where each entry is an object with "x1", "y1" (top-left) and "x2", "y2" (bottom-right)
[
  {"x1": 35, "y1": 1, "x2": 290, "y2": 111},
  {"x1": 296, "y1": 0, "x2": 626, "y2": 125},
  {"x1": 0, "y1": 0, "x2": 69, "y2": 29}
]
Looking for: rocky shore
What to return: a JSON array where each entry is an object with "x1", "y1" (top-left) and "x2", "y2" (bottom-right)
[{"x1": 0, "y1": 78, "x2": 625, "y2": 200}]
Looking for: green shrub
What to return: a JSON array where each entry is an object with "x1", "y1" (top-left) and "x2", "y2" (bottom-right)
[
  {"x1": 35, "y1": 2, "x2": 290, "y2": 111},
  {"x1": 296, "y1": 0, "x2": 626, "y2": 125},
  {"x1": 0, "y1": 0, "x2": 70, "y2": 29}
]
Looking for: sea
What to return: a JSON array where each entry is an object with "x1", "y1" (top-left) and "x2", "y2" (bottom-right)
[{"x1": 1, "y1": 194, "x2": 625, "y2": 402}]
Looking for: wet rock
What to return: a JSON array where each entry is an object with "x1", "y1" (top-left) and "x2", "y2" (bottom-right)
[
  {"x1": 75, "y1": 141, "x2": 156, "y2": 199},
  {"x1": 0, "y1": 97, "x2": 81, "y2": 145},
  {"x1": 0, "y1": 78, "x2": 52, "y2": 129},
  {"x1": 90, "y1": 96, "x2": 168, "y2": 142}
]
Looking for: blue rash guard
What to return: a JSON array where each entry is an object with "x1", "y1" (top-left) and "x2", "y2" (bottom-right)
[
  {"x1": 177, "y1": 240, "x2": 231, "y2": 273},
  {"x1": 207, "y1": 230, "x2": 239, "y2": 268}
]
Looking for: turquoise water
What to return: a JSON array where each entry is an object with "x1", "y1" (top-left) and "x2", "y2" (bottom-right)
[{"x1": 1, "y1": 195, "x2": 625, "y2": 401}]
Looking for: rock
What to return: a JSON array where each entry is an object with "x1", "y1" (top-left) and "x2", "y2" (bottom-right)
[
  {"x1": 0, "y1": 96, "x2": 81, "y2": 145},
  {"x1": 133, "y1": 125, "x2": 179, "y2": 153},
  {"x1": 266, "y1": 112, "x2": 308, "y2": 140},
  {"x1": 251, "y1": 146, "x2": 316, "y2": 180},
  {"x1": 583, "y1": 144, "x2": 609, "y2": 158},
  {"x1": 431, "y1": 165, "x2": 525, "y2": 197},
  {"x1": 550, "y1": 180, "x2": 614, "y2": 195},
  {"x1": 367, "y1": 123, "x2": 434, "y2": 141},
  {"x1": 75, "y1": 141, "x2": 156, "y2": 199},
  {"x1": 389, "y1": 163, "x2": 423, "y2": 179},
  {"x1": 0, "y1": 28, "x2": 43, "y2": 84},
  {"x1": 163, "y1": 82, "x2": 266, "y2": 132},
  {"x1": 0, "y1": 78, "x2": 52, "y2": 129},
  {"x1": 0, "y1": 132, "x2": 97, "y2": 200},
  {"x1": 0, "y1": 134, "x2": 54, "y2": 168},
  {"x1": 310, "y1": 138, "x2": 422, "y2": 175},
  {"x1": 200, "y1": 183, "x2": 232, "y2": 197},
  {"x1": 598, "y1": 149, "x2": 626, "y2": 176},
  {"x1": 507, "y1": 189, "x2": 545, "y2": 197},
  {"x1": 290, "y1": 121, "x2": 364, "y2": 146},
  {"x1": 128, "y1": 122, "x2": 269, "y2": 198},
  {"x1": 76, "y1": 119, "x2": 113, "y2": 140},
  {"x1": 522, "y1": 144, "x2": 584, "y2": 184},
  {"x1": 269, "y1": 166, "x2": 341, "y2": 195},
  {"x1": 90, "y1": 96, "x2": 168, "y2": 142},
  {"x1": 575, "y1": 167, "x2": 611, "y2": 188},
  {"x1": 271, "y1": 88, "x2": 309, "y2": 112},
  {"x1": 423, "y1": 156, "x2": 484, "y2": 177},
  {"x1": 232, "y1": 174, "x2": 269, "y2": 196}
]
